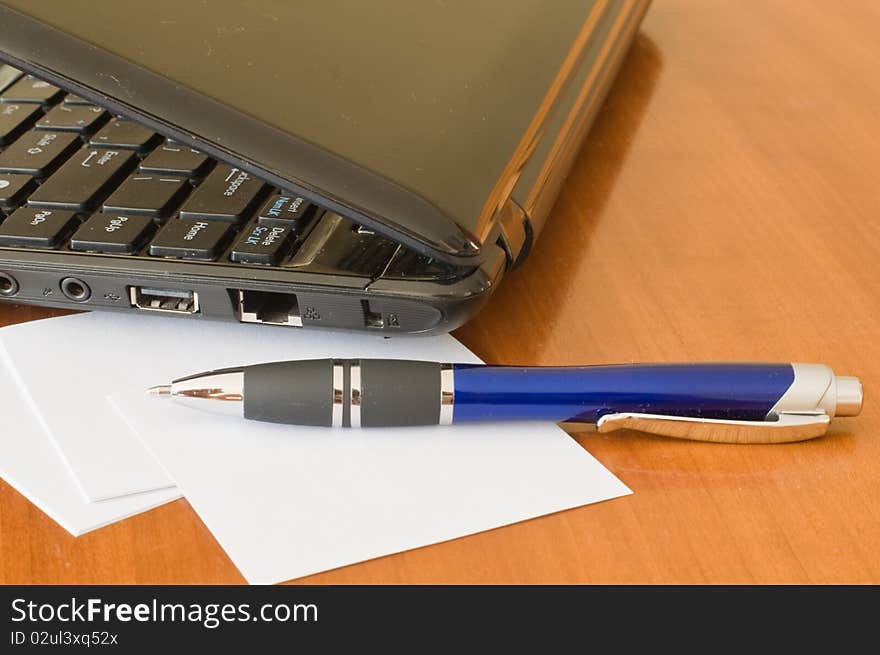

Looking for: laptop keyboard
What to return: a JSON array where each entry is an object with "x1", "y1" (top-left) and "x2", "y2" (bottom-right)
[{"x1": 0, "y1": 66, "x2": 455, "y2": 281}]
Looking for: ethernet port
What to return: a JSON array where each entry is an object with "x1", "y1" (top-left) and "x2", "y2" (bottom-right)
[{"x1": 237, "y1": 290, "x2": 302, "y2": 327}]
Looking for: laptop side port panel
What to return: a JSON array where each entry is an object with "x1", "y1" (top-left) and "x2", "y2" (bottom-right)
[
  {"x1": 233, "y1": 289, "x2": 440, "y2": 331},
  {"x1": 0, "y1": 253, "x2": 464, "y2": 333}
]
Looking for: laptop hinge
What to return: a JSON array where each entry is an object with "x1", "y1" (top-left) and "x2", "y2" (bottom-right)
[{"x1": 494, "y1": 199, "x2": 534, "y2": 269}]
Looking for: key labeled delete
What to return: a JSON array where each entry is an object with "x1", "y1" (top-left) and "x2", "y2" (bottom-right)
[{"x1": 230, "y1": 223, "x2": 295, "y2": 265}]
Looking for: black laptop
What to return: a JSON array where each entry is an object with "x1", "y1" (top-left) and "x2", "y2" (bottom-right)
[{"x1": 0, "y1": 1, "x2": 649, "y2": 333}]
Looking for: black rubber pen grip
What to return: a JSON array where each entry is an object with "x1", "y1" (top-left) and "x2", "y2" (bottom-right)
[{"x1": 243, "y1": 359, "x2": 443, "y2": 427}]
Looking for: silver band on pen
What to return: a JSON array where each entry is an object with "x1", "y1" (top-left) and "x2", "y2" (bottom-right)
[
  {"x1": 332, "y1": 360, "x2": 344, "y2": 428},
  {"x1": 350, "y1": 360, "x2": 362, "y2": 428},
  {"x1": 439, "y1": 364, "x2": 454, "y2": 425}
]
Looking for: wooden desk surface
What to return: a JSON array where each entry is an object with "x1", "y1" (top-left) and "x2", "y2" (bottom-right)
[{"x1": 2, "y1": 1, "x2": 879, "y2": 584}]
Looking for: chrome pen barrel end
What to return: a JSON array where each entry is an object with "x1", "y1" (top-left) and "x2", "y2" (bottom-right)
[
  {"x1": 782, "y1": 364, "x2": 863, "y2": 419},
  {"x1": 834, "y1": 376, "x2": 863, "y2": 417}
]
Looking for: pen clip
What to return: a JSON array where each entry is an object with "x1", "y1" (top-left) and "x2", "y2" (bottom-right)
[{"x1": 596, "y1": 411, "x2": 831, "y2": 444}]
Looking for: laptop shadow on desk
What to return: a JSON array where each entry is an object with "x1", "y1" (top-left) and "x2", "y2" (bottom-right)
[{"x1": 455, "y1": 32, "x2": 663, "y2": 362}]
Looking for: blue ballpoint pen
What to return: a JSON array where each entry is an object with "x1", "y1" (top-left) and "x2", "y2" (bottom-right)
[{"x1": 148, "y1": 360, "x2": 862, "y2": 443}]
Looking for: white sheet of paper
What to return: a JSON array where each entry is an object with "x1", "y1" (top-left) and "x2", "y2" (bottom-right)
[
  {"x1": 110, "y1": 338, "x2": 631, "y2": 584},
  {"x1": 0, "y1": 312, "x2": 493, "y2": 501},
  {"x1": 0, "y1": 347, "x2": 180, "y2": 536}
]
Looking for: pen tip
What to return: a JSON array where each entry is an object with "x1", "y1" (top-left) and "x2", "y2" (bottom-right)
[{"x1": 147, "y1": 384, "x2": 172, "y2": 397}]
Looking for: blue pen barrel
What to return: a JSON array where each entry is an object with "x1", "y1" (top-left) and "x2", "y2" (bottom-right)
[{"x1": 450, "y1": 363, "x2": 795, "y2": 424}]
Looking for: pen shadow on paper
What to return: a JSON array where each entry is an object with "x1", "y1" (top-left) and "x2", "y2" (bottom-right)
[{"x1": 454, "y1": 32, "x2": 663, "y2": 362}]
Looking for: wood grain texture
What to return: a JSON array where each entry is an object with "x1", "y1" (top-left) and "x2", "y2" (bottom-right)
[{"x1": 2, "y1": 0, "x2": 879, "y2": 584}]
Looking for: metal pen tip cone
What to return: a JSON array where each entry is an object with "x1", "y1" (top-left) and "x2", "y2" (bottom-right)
[{"x1": 147, "y1": 384, "x2": 172, "y2": 397}]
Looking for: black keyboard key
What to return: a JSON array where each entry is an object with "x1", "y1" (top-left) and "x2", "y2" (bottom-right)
[
  {"x1": 0, "y1": 65, "x2": 22, "y2": 94},
  {"x1": 289, "y1": 212, "x2": 399, "y2": 277},
  {"x1": 0, "y1": 173, "x2": 36, "y2": 209},
  {"x1": 0, "y1": 130, "x2": 81, "y2": 177},
  {"x1": 27, "y1": 148, "x2": 137, "y2": 212},
  {"x1": 103, "y1": 174, "x2": 190, "y2": 218},
  {"x1": 140, "y1": 143, "x2": 211, "y2": 177},
  {"x1": 149, "y1": 219, "x2": 232, "y2": 260},
  {"x1": 0, "y1": 76, "x2": 64, "y2": 106},
  {"x1": 0, "y1": 103, "x2": 41, "y2": 145},
  {"x1": 0, "y1": 207, "x2": 78, "y2": 248},
  {"x1": 257, "y1": 194, "x2": 317, "y2": 227},
  {"x1": 90, "y1": 118, "x2": 160, "y2": 152},
  {"x1": 69, "y1": 213, "x2": 155, "y2": 254},
  {"x1": 178, "y1": 165, "x2": 267, "y2": 223},
  {"x1": 36, "y1": 103, "x2": 107, "y2": 134},
  {"x1": 230, "y1": 222, "x2": 295, "y2": 265}
]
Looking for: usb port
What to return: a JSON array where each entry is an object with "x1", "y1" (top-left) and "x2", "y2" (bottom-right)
[
  {"x1": 129, "y1": 287, "x2": 200, "y2": 314},
  {"x1": 237, "y1": 290, "x2": 302, "y2": 327}
]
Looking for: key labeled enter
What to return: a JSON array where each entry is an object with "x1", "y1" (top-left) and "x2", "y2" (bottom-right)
[{"x1": 27, "y1": 148, "x2": 137, "y2": 212}]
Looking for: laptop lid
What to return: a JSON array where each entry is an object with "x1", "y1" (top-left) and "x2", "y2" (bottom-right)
[{"x1": 0, "y1": 0, "x2": 626, "y2": 266}]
